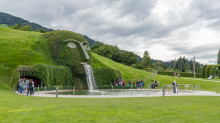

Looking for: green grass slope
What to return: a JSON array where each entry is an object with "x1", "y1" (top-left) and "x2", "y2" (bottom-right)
[
  {"x1": 0, "y1": 27, "x2": 57, "y2": 87},
  {"x1": 92, "y1": 52, "x2": 220, "y2": 92},
  {"x1": 92, "y1": 52, "x2": 153, "y2": 81}
]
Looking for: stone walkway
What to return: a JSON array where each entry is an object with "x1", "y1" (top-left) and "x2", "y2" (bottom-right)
[{"x1": 15, "y1": 90, "x2": 220, "y2": 98}]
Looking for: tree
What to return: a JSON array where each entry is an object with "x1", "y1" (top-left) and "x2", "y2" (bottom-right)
[
  {"x1": 91, "y1": 42, "x2": 104, "y2": 51},
  {"x1": 217, "y1": 49, "x2": 220, "y2": 64},
  {"x1": 142, "y1": 51, "x2": 151, "y2": 69},
  {"x1": 22, "y1": 25, "x2": 32, "y2": 31}
]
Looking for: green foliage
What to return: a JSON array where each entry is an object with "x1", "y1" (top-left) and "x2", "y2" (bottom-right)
[
  {"x1": 9, "y1": 23, "x2": 21, "y2": 29},
  {"x1": 201, "y1": 65, "x2": 207, "y2": 78},
  {"x1": 93, "y1": 44, "x2": 137, "y2": 66},
  {"x1": 158, "y1": 71, "x2": 201, "y2": 78},
  {"x1": 218, "y1": 49, "x2": 220, "y2": 64},
  {"x1": 93, "y1": 68, "x2": 121, "y2": 86},
  {"x1": 97, "y1": 86, "x2": 137, "y2": 89},
  {"x1": 40, "y1": 29, "x2": 47, "y2": 33},
  {"x1": 209, "y1": 66, "x2": 217, "y2": 77},
  {"x1": 91, "y1": 42, "x2": 104, "y2": 51},
  {"x1": 136, "y1": 64, "x2": 143, "y2": 69},
  {"x1": 22, "y1": 25, "x2": 32, "y2": 31},
  {"x1": 205, "y1": 65, "x2": 212, "y2": 78},
  {"x1": 43, "y1": 30, "x2": 92, "y2": 71},
  {"x1": 142, "y1": 51, "x2": 151, "y2": 68},
  {"x1": 0, "y1": 24, "x2": 8, "y2": 28},
  {"x1": 19, "y1": 64, "x2": 74, "y2": 86},
  {"x1": 121, "y1": 51, "x2": 138, "y2": 66}
]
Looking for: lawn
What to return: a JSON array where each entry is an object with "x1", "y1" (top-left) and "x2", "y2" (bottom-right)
[{"x1": 0, "y1": 88, "x2": 220, "y2": 123}]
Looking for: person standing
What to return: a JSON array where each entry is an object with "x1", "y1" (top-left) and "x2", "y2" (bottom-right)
[
  {"x1": 153, "y1": 80, "x2": 156, "y2": 89},
  {"x1": 128, "y1": 80, "x2": 131, "y2": 86},
  {"x1": 19, "y1": 79, "x2": 24, "y2": 94},
  {"x1": 31, "y1": 79, "x2": 34, "y2": 95},
  {"x1": 27, "y1": 81, "x2": 32, "y2": 96},
  {"x1": 133, "y1": 81, "x2": 135, "y2": 87},
  {"x1": 172, "y1": 80, "x2": 178, "y2": 93},
  {"x1": 123, "y1": 80, "x2": 125, "y2": 86},
  {"x1": 17, "y1": 80, "x2": 20, "y2": 93},
  {"x1": 140, "y1": 80, "x2": 143, "y2": 89}
]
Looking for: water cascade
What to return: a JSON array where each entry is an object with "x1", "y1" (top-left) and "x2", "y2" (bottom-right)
[{"x1": 82, "y1": 63, "x2": 96, "y2": 91}]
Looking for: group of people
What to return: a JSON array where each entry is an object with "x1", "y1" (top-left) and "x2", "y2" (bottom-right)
[
  {"x1": 17, "y1": 78, "x2": 34, "y2": 96},
  {"x1": 150, "y1": 80, "x2": 160, "y2": 89},
  {"x1": 173, "y1": 72, "x2": 180, "y2": 78}
]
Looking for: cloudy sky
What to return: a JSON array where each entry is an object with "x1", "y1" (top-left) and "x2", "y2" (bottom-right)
[{"x1": 1, "y1": 0, "x2": 220, "y2": 64}]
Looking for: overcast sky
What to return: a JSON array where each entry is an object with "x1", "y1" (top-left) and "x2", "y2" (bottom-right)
[{"x1": 1, "y1": 0, "x2": 220, "y2": 65}]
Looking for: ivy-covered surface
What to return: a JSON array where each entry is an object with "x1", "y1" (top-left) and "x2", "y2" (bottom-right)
[
  {"x1": 42, "y1": 30, "x2": 93, "y2": 88},
  {"x1": 201, "y1": 65, "x2": 207, "y2": 78},
  {"x1": 42, "y1": 30, "x2": 92, "y2": 70},
  {"x1": 19, "y1": 64, "x2": 74, "y2": 86},
  {"x1": 205, "y1": 65, "x2": 212, "y2": 78},
  {"x1": 93, "y1": 68, "x2": 122, "y2": 86}
]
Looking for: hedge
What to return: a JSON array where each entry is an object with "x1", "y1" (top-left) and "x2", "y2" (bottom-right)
[
  {"x1": 158, "y1": 71, "x2": 201, "y2": 78},
  {"x1": 97, "y1": 86, "x2": 137, "y2": 89},
  {"x1": 201, "y1": 65, "x2": 207, "y2": 78},
  {"x1": 205, "y1": 65, "x2": 212, "y2": 78},
  {"x1": 209, "y1": 65, "x2": 217, "y2": 77},
  {"x1": 93, "y1": 68, "x2": 122, "y2": 86},
  {"x1": 19, "y1": 64, "x2": 74, "y2": 86}
]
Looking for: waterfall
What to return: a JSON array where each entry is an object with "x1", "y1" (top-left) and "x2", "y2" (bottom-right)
[{"x1": 82, "y1": 64, "x2": 96, "y2": 91}]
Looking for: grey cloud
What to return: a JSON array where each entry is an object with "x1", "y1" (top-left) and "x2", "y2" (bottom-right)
[{"x1": 0, "y1": 0, "x2": 220, "y2": 64}]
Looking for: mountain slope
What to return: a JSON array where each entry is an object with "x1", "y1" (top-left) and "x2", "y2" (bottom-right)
[{"x1": 0, "y1": 12, "x2": 54, "y2": 31}]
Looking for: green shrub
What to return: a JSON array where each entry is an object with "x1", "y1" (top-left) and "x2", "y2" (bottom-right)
[
  {"x1": 97, "y1": 86, "x2": 137, "y2": 89},
  {"x1": 205, "y1": 65, "x2": 212, "y2": 78},
  {"x1": 136, "y1": 64, "x2": 143, "y2": 69},
  {"x1": 158, "y1": 71, "x2": 201, "y2": 78},
  {"x1": 201, "y1": 65, "x2": 207, "y2": 78},
  {"x1": 93, "y1": 68, "x2": 121, "y2": 86},
  {"x1": 209, "y1": 66, "x2": 217, "y2": 77}
]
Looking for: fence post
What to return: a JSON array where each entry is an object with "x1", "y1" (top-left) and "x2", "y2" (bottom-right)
[
  {"x1": 196, "y1": 84, "x2": 197, "y2": 92},
  {"x1": 56, "y1": 85, "x2": 58, "y2": 98},
  {"x1": 45, "y1": 85, "x2": 46, "y2": 95},
  {"x1": 111, "y1": 85, "x2": 113, "y2": 96},
  {"x1": 162, "y1": 86, "x2": 165, "y2": 97},
  {"x1": 217, "y1": 85, "x2": 218, "y2": 93},
  {"x1": 92, "y1": 88, "x2": 93, "y2": 97},
  {"x1": 148, "y1": 85, "x2": 149, "y2": 95},
  {"x1": 38, "y1": 85, "x2": 39, "y2": 94},
  {"x1": 199, "y1": 84, "x2": 200, "y2": 92},
  {"x1": 131, "y1": 85, "x2": 132, "y2": 96},
  {"x1": 14, "y1": 85, "x2": 15, "y2": 93}
]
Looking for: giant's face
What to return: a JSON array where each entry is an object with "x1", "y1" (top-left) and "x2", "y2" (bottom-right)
[{"x1": 43, "y1": 30, "x2": 92, "y2": 74}]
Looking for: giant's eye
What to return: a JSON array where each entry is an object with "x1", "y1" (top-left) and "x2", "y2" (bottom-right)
[
  {"x1": 84, "y1": 45, "x2": 90, "y2": 50},
  {"x1": 67, "y1": 43, "x2": 76, "y2": 48}
]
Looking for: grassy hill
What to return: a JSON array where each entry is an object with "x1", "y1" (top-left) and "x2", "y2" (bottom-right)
[{"x1": 0, "y1": 27, "x2": 57, "y2": 88}]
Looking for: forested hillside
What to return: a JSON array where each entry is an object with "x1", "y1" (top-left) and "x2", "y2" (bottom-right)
[{"x1": 0, "y1": 12, "x2": 54, "y2": 32}]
